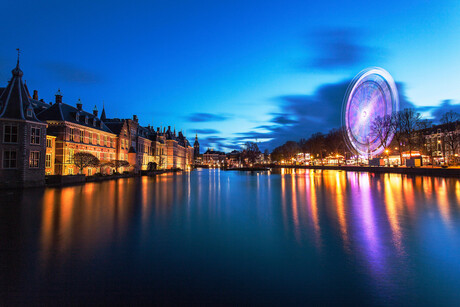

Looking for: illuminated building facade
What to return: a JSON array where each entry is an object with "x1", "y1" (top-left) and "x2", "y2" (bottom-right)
[{"x1": 0, "y1": 60, "x2": 195, "y2": 185}]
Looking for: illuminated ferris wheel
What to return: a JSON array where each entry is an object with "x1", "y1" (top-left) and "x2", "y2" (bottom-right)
[{"x1": 342, "y1": 67, "x2": 399, "y2": 157}]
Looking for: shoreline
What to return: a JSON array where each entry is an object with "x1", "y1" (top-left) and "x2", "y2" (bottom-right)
[{"x1": 266, "y1": 164, "x2": 460, "y2": 178}]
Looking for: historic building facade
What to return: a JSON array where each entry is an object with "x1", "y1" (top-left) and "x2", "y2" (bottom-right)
[
  {"x1": 0, "y1": 59, "x2": 195, "y2": 186},
  {"x1": 0, "y1": 61, "x2": 48, "y2": 188}
]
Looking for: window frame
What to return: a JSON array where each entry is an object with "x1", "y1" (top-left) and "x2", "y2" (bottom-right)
[
  {"x1": 3, "y1": 124, "x2": 18, "y2": 144},
  {"x1": 29, "y1": 151, "x2": 40, "y2": 168},
  {"x1": 30, "y1": 127, "x2": 41, "y2": 145},
  {"x1": 3, "y1": 149, "x2": 17, "y2": 169}
]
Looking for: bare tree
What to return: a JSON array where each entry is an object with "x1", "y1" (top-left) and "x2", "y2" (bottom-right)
[
  {"x1": 73, "y1": 152, "x2": 100, "y2": 174},
  {"x1": 242, "y1": 141, "x2": 261, "y2": 165},
  {"x1": 370, "y1": 115, "x2": 395, "y2": 164},
  {"x1": 440, "y1": 111, "x2": 460, "y2": 165},
  {"x1": 398, "y1": 108, "x2": 422, "y2": 159},
  {"x1": 111, "y1": 159, "x2": 130, "y2": 173}
]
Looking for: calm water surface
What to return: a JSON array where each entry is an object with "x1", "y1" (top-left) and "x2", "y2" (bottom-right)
[{"x1": 1, "y1": 169, "x2": 460, "y2": 305}]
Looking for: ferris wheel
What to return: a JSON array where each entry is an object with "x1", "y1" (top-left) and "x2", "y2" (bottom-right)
[{"x1": 342, "y1": 67, "x2": 399, "y2": 157}]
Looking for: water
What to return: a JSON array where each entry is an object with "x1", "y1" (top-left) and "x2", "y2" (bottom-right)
[{"x1": 1, "y1": 169, "x2": 460, "y2": 306}]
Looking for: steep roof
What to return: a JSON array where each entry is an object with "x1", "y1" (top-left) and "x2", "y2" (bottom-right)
[
  {"x1": 37, "y1": 101, "x2": 114, "y2": 134},
  {"x1": 0, "y1": 61, "x2": 43, "y2": 123},
  {"x1": 105, "y1": 121, "x2": 125, "y2": 135}
]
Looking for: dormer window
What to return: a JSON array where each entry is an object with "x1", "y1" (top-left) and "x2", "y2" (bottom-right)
[
  {"x1": 76, "y1": 113, "x2": 80, "y2": 121},
  {"x1": 100, "y1": 121, "x2": 103, "y2": 128},
  {"x1": 93, "y1": 119, "x2": 96, "y2": 127},
  {"x1": 27, "y1": 109, "x2": 33, "y2": 117},
  {"x1": 85, "y1": 116, "x2": 88, "y2": 124}
]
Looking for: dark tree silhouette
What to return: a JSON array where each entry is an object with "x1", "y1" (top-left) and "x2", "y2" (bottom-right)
[{"x1": 73, "y1": 152, "x2": 100, "y2": 174}]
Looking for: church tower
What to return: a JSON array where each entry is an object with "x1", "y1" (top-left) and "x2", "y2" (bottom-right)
[{"x1": 193, "y1": 134, "x2": 200, "y2": 157}]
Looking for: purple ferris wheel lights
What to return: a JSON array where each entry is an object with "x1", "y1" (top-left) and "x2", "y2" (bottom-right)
[{"x1": 341, "y1": 68, "x2": 399, "y2": 157}]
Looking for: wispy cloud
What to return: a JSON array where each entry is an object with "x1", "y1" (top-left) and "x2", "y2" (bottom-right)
[
  {"x1": 305, "y1": 27, "x2": 385, "y2": 71},
  {"x1": 42, "y1": 61, "x2": 103, "y2": 84},
  {"x1": 190, "y1": 128, "x2": 221, "y2": 134},
  {"x1": 186, "y1": 113, "x2": 232, "y2": 122}
]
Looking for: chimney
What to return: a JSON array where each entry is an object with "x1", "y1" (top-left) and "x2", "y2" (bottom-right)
[
  {"x1": 133, "y1": 115, "x2": 138, "y2": 122},
  {"x1": 33, "y1": 90, "x2": 38, "y2": 100},
  {"x1": 55, "y1": 89, "x2": 62, "y2": 104},
  {"x1": 76, "y1": 98, "x2": 83, "y2": 111},
  {"x1": 93, "y1": 105, "x2": 98, "y2": 117}
]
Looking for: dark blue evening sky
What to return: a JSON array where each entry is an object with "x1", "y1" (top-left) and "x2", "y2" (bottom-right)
[{"x1": 1, "y1": 0, "x2": 459, "y2": 150}]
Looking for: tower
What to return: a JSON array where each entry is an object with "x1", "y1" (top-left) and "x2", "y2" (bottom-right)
[
  {"x1": 0, "y1": 55, "x2": 47, "y2": 187},
  {"x1": 193, "y1": 134, "x2": 200, "y2": 157}
]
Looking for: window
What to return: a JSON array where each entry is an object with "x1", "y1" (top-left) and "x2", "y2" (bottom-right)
[
  {"x1": 80, "y1": 130, "x2": 85, "y2": 143},
  {"x1": 69, "y1": 128, "x2": 75, "y2": 141},
  {"x1": 104, "y1": 135, "x2": 108, "y2": 146},
  {"x1": 96, "y1": 134, "x2": 100, "y2": 145},
  {"x1": 68, "y1": 149, "x2": 74, "y2": 164},
  {"x1": 31, "y1": 127, "x2": 41, "y2": 144},
  {"x1": 3, "y1": 124, "x2": 18, "y2": 143},
  {"x1": 45, "y1": 154, "x2": 51, "y2": 168},
  {"x1": 89, "y1": 132, "x2": 93, "y2": 144},
  {"x1": 88, "y1": 168, "x2": 92, "y2": 176},
  {"x1": 3, "y1": 150, "x2": 17, "y2": 168},
  {"x1": 46, "y1": 138, "x2": 52, "y2": 148},
  {"x1": 85, "y1": 116, "x2": 89, "y2": 124},
  {"x1": 29, "y1": 151, "x2": 40, "y2": 168},
  {"x1": 68, "y1": 168, "x2": 74, "y2": 175},
  {"x1": 76, "y1": 113, "x2": 80, "y2": 121}
]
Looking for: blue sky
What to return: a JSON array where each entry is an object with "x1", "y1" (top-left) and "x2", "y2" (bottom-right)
[{"x1": 1, "y1": 0, "x2": 460, "y2": 151}]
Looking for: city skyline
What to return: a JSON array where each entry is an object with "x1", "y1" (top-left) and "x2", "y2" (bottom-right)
[{"x1": 1, "y1": 0, "x2": 460, "y2": 151}]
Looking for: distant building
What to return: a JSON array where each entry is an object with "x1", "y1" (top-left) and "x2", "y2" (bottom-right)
[
  {"x1": 203, "y1": 148, "x2": 226, "y2": 166},
  {"x1": 194, "y1": 134, "x2": 200, "y2": 156}
]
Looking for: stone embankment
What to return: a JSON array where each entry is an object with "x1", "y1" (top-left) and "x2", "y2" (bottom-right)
[{"x1": 267, "y1": 164, "x2": 460, "y2": 178}]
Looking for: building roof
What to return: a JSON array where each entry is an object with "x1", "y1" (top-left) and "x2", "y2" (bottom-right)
[
  {"x1": 37, "y1": 100, "x2": 114, "y2": 134},
  {"x1": 0, "y1": 61, "x2": 43, "y2": 123},
  {"x1": 104, "y1": 121, "x2": 126, "y2": 135},
  {"x1": 204, "y1": 149, "x2": 226, "y2": 155}
]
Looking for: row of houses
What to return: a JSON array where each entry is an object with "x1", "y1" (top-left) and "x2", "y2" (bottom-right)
[{"x1": 0, "y1": 60, "x2": 196, "y2": 188}]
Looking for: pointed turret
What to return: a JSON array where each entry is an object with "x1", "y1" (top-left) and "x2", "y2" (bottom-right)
[
  {"x1": 100, "y1": 101, "x2": 106, "y2": 121},
  {"x1": 0, "y1": 55, "x2": 41, "y2": 122}
]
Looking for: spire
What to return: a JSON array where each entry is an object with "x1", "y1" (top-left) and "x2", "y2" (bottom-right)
[
  {"x1": 0, "y1": 54, "x2": 41, "y2": 122},
  {"x1": 55, "y1": 88, "x2": 62, "y2": 104},
  {"x1": 100, "y1": 101, "x2": 106, "y2": 121},
  {"x1": 12, "y1": 48, "x2": 23, "y2": 77}
]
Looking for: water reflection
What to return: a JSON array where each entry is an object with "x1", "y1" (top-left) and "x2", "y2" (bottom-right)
[{"x1": 1, "y1": 170, "x2": 460, "y2": 305}]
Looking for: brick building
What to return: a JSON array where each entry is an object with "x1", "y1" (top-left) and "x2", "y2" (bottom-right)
[{"x1": 0, "y1": 60, "x2": 47, "y2": 187}]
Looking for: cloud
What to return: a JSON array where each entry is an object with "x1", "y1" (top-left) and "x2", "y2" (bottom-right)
[
  {"x1": 190, "y1": 129, "x2": 221, "y2": 134},
  {"x1": 42, "y1": 61, "x2": 102, "y2": 84},
  {"x1": 186, "y1": 112, "x2": 232, "y2": 122},
  {"x1": 243, "y1": 80, "x2": 418, "y2": 151},
  {"x1": 269, "y1": 113, "x2": 298, "y2": 125},
  {"x1": 305, "y1": 28, "x2": 385, "y2": 71},
  {"x1": 424, "y1": 100, "x2": 460, "y2": 123}
]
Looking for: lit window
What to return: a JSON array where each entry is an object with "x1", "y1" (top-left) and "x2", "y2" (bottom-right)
[
  {"x1": 29, "y1": 151, "x2": 40, "y2": 168},
  {"x1": 3, "y1": 124, "x2": 18, "y2": 143},
  {"x1": 69, "y1": 128, "x2": 75, "y2": 142},
  {"x1": 3, "y1": 150, "x2": 17, "y2": 168},
  {"x1": 30, "y1": 127, "x2": 41, "y2": 144},
  {"x1": 45, "y1": 154, "x2": 51, "y2": 168},
  {"x1": 80, "y1": 130, "x2": 85, "y2": 143},
  {"x1": 46, "y1": 138, "x2": 52, "y2": 148}
]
